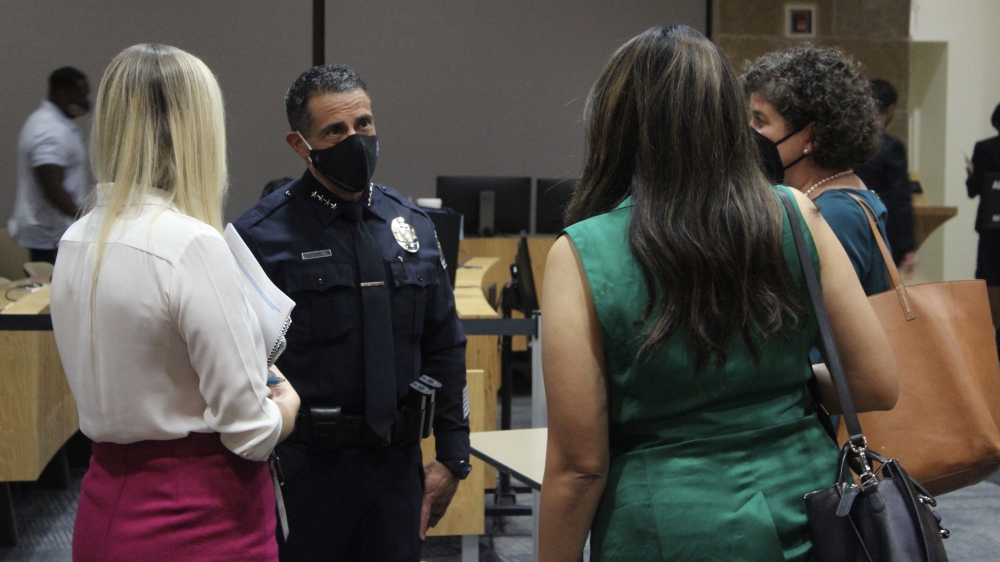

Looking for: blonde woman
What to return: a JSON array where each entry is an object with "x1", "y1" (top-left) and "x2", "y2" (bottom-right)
[{"x1": 49, "y1": 44, "x2": 299, "y2": 561}]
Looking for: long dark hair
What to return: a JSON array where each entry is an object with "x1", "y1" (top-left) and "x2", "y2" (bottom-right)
[{"x1": 564, "y1": 26, "x2": 806, "y2": 371}]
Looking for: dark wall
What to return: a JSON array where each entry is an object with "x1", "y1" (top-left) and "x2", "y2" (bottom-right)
[
  {"x1": 323, "y1": 0, "x2": 706, "y2": 199},
  {"x1": 0, "y1": 1, "x2": 705, "y2": 225}
]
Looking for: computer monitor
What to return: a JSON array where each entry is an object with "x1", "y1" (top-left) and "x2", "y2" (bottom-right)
[
  {"x1": 514, "y1": 236, "x2": 539, "y2": 315},
  {"x1": 535, "y1": 178, "x2": 577, "y2": 234},
  {"x1": 423, "y1": 208, "x2": 462, "y2": 287},
  {"x1": 436, "y1": 176, "x2": 531, "y2": 237}
]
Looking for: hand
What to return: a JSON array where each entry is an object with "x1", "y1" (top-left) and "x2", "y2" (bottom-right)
[
  {"x1": 419, "y1": 460, "x2": 460, "y2": 539},
  {"x1": 898, "y1": 251, "x2": 917, "y2": 279},
  {"x1": 267, "y1": 366, "x2": 300, "y2": 442}
]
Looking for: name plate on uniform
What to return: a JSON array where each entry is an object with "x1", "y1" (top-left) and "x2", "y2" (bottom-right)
[{"x1": 983, "y1": 173, "x2": 1000, "y2": 230}]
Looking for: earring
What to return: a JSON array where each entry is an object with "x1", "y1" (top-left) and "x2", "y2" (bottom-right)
[{"x1": 803, "y1": 149, "x2": 810, "y2": 154}]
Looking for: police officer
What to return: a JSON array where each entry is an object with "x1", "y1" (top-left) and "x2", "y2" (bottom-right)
[{"x1": 234, "y1": 64, "x2": 471, "y2": 562}]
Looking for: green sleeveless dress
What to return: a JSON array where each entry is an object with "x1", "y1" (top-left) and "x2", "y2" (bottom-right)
[{"x1": 562, "y1": 185, "x2": 839, "y2": 561}]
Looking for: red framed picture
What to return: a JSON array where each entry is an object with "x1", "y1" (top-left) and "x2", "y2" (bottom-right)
[{"x1": 785, "y1": 4, "x2": 817, "y2": 37}]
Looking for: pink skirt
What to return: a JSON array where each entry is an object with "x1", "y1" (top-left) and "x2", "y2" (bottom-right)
[{"x1": 73, "y1": 432, "x2": 278, "y2": 562}]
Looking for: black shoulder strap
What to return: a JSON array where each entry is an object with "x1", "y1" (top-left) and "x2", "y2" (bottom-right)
[{"x1": 776, "y1": 188, "x2": 866, "y2": 449}]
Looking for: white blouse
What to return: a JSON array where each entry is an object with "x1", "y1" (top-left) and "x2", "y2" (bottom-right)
[{"x1": 50, "y1": 189, "x2": 281, "y2": 461}]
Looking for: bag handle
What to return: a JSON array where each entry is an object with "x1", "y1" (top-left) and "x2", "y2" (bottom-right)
[
  {"x1": 837, "y1": 190, "x2": 915, "y2": 321},
  {"x1": 776, "y1": 188, "x2": 867, "y2": 450}
]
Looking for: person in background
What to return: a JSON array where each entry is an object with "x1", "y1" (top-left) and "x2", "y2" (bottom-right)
[
  {"x1": 234, "y1": 63, "x2": 470, "y2": 562},
  {"x1": 744, "y1": 45, "x2": 891, "y2": 298},
  {"x1": 745, "y1": 44, "x2": 894, "y2": 385},
  {"x1": 855, "y1": 79, "x2": 917, "y2": 273},
  {"x1": 966, "y1": 102, "x2": 1000, "y2": 345},
  {"x1": 49, "y1": 44, "x2": 299, "y2": 562},
  {"x1": 538, "y1": 26, "x2": 897, "y2": 561},
  {"x1": 261, "y1": 176, "x2": 295, "y2": 199},
  {"x1": 9, "y1": 67, "x2": 91, "y2": 264}
]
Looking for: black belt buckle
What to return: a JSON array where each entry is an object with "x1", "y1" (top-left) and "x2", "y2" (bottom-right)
[{"x1": 309, "y1": 407, "x2": 342, "y2": 452}]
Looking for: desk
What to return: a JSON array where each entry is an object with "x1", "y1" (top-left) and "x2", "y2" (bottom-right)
[
  {"x1": 0, "y1": 275, "x2": 77, "y2": 546},
  {"x1": 470, "y1": 428, "x2": 547, "y2": 490},
  {"x1": 471, "y1": 428, "x2": 548, "y2": 559},
  {"x1": 460, "y1": 237, "x2": 556, "y2": 351},
  {"x1": 459, "y1": 237, "x2": 556, "y2": 303},
  {"x1": 913, "y1": 205, "x2": 958, "y2": 250},
  {"x1": 454, "y1": 257, "x2": 501, "y2": 318},
  {"x1": 455, "y1": 257, "x2": 502, "y2": 440}
]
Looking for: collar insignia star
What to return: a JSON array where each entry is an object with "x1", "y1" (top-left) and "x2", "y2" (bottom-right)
[{"x1": 310, "y1": 190, "x2": 338, "y2": 211}]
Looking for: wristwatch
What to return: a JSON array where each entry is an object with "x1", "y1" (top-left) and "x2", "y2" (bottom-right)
[{"x1": 441, "y1": 459, "x2": 472, "y2": 480}]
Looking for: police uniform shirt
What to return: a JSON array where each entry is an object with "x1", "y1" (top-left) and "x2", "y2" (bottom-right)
[{"x1": 233, "y1": 170, "x2": 470, "y2": 461}]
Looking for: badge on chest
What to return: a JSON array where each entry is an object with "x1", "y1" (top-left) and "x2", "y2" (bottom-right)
[{"x1": 391, "y1": 217, "x2": 420, "y2": 253}]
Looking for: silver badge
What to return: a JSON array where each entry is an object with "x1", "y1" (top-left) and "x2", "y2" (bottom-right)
[{"x1": 391, "y1": 217, "x2": 420, "y2": 253}]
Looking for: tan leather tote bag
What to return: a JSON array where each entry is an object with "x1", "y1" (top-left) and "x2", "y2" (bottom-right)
[{"x1": 835, "y1": 192, "x2": 1000, "y2": 495}]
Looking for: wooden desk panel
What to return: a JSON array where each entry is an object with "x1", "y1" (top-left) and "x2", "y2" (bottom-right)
[
  {"x1": 0, "y1": 276, "x2": 76, "y2": 482},
  {"x1": 454, "y1": 257, "x2": 501, "y2": 318},
  {"x1": 0, "y1": 329, "x2": 77, "y2": 481},
  {"x1": 421, "y1": 369, "x2": 487, "y2": 536}
]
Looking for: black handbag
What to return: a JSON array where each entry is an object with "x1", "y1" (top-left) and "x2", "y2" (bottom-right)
[{"x1": 777, "y1": 189, "x2": 951, "y2": 562}]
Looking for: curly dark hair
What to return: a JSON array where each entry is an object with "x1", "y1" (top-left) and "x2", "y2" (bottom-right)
[{"x1": 742, "y1": 44, "x2": 880, "y2": 171}]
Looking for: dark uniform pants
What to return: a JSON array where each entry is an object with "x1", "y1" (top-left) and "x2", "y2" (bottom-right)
[
  {"x1": 276, "y1": 441, "x2": 424, "y2": 562},
  {"x1": 976, "y1": 230, "x2": 1000, "y2": 286}
]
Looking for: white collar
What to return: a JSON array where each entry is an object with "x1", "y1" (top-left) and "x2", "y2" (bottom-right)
[{"x1": 94, "y1": 183, "x2": 179, "y2": 212}]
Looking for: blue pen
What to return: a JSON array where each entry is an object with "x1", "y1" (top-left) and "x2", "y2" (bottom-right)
[{"x1": 267, "y1": 376, "x2": 286, "y2": 385}]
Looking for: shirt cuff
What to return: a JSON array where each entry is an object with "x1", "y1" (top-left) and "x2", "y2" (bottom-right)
[{"x1": 434, "y1": 428, "x2": 471, "y2": 462}]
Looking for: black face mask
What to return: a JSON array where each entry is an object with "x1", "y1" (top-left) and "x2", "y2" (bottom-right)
[
  {"x1": 753, "y1": 129, "x2": 785, "y2": 185},
  {"x1": 752, "y1": 125, "x2": 809, "y2": 185},
  {"x1": 298, "y1": 132, "x2": 378, "y2": 193}
]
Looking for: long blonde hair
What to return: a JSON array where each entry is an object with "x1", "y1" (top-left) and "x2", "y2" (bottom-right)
[{"x1": 88, "y1": 44, "x2": 227, "y2": 294}]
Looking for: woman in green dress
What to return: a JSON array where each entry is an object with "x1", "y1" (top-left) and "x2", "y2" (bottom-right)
[{"x1": 537, "y1": 26, "x2": 899, "y2": 561}]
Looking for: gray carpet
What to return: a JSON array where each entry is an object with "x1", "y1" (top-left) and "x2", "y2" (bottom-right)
[
  {"x1": 0, "y1": 474, "x2": 79, "y2": 562},
  {"x1": 935, "y1": 476, "x2": 1000, "y2": 561}
]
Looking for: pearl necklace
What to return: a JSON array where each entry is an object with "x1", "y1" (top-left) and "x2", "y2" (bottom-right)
[{"x1": 803, "y1": 169, "x2": 853, "y2": 197}]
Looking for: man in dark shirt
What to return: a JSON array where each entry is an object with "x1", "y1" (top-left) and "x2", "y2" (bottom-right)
[
  {"x1": 234, "y1": 64, "x2": 471, "y2": 562},
  {"x1": 855, "y1": 79, "x2": 916, "y2": 272},
  {"x1": 966, "y1": 103, "x2": 1000, "y2": 344}
]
